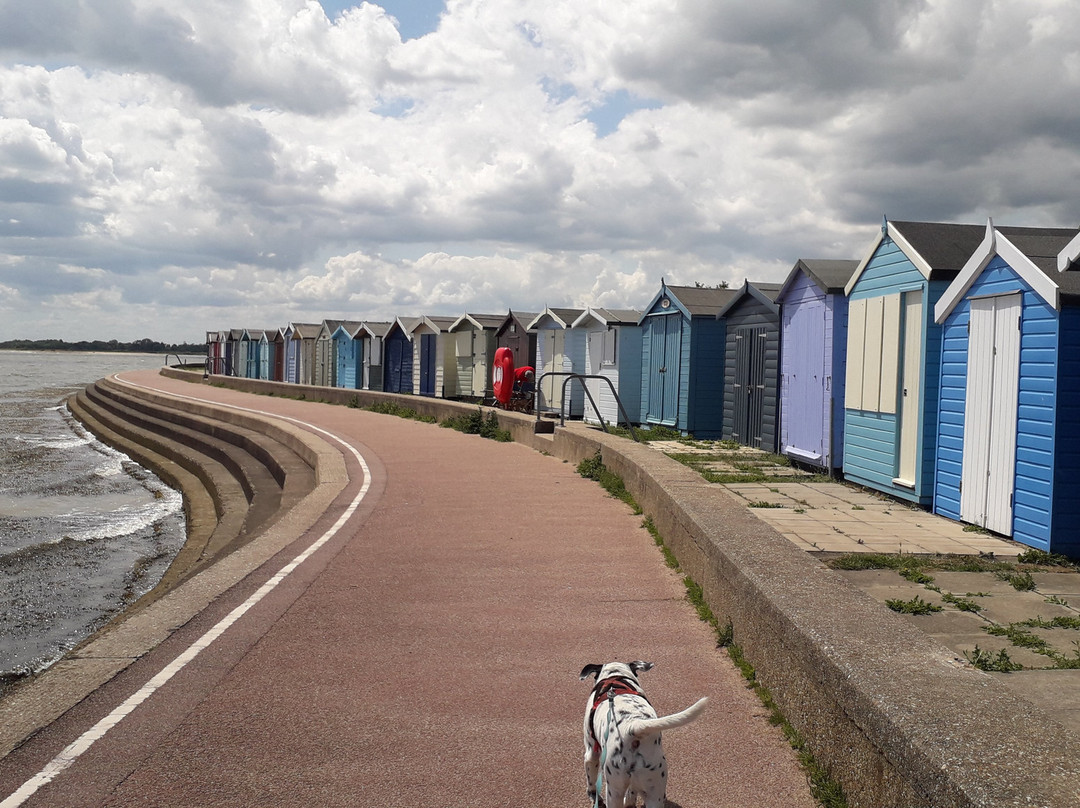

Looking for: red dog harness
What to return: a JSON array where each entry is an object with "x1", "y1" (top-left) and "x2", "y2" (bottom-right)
[{"x1": 588, "y1": 677, "x2": 650, "y2": 754}]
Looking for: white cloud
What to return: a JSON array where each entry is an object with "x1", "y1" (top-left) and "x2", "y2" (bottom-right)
[{"x1": 1, "y1": 0, "x2": 1079, "y2": 342}]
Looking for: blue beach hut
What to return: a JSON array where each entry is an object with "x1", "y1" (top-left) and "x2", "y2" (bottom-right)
[
  {"x1": 332, "y1": 322, "x2": 364, "y2": 389},
  {"x1": 842, "y1": 220, "x2": 986, "y2": 505},
  {"x1": 933, "y1": 222, "x2": 1080, "y2": 553},
  {"x1": 776, "y1": 259, "x2": 858, "y2": 473},
  {"x1": 717, "y1": 280, "x2": 783, "y2": 452},
  {"x1": 411, "y1": 315, "x2": 458, "y2": 397},
  {"x1": 638, "y1": 282, "x2": 736, "y2": 437},
  {"x1": 384, "y1": 318, "x2": 420, "y2": 394}
]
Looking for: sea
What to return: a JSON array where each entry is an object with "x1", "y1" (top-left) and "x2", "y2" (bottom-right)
[{"x1": 0, "y1": 350, "x2": 200, "y2": 692}]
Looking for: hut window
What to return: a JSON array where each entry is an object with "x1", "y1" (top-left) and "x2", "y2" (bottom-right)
[
  {"x1": 603, "y1": 328, "x2": 617, "y2": 364},
  {"x1": 845, "y1": 293, "x2": 901, "y2": 414}
]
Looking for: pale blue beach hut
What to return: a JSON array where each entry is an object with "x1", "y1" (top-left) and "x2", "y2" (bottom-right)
[
  {"x1": 638, "y1": 282, "x2": 735, "y2": 437},
  {"x1": 842, "y1": 220, "x2": 986, "y2": 505},
  {"x1": 776, "y1": 259, "x2": 858, "y2": 473},
  {"x1": 356, "y1": 321, "x2": 391, "y2": 391},
  {"x1": 570, "y1": 308, "x2": 642, "y2": 426},
  {"x1": 529, "y1": 308, "x2": 586, "y2": 417},
  {"x1": 332, "y1": 322, "x2": 364, "y2": 389},
  {"x1": 933, "y1": 222, "x2": 1080, "y2": 553}
]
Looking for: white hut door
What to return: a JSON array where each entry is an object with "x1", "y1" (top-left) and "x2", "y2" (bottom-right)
[
  {"x1": 961, "y1": 294, "x2": 1021, "y2": 535},
  {"x1": 896, "y1": 290, "x2": 923, "y2": 486}
]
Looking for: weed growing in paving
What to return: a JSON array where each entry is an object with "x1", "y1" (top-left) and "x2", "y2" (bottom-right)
[
  {"x1": 965, "y1": 645, "x2": 1023, "y2": 672},
  {"x1": 440, "y1": 409, "x2": 511, "y2": 441},
  {"x1": 941, "y1": 592, "x2": 982, "y2": 612},
  {"x1": 576, "y1": 452, "x2": 641, "y2": 514},
  {"x1": 748, "y1": 500, "x2": 784, "y2": 509},
  {"x1": 997, "y1": 569, "x2": 1036, "y2": 591},
  {"x1": 886, "y1": 595, "x2": 943, "y2": 615},
  {"x1": 1017, "y1": 549, "x2": 1077, "y2": 568}
]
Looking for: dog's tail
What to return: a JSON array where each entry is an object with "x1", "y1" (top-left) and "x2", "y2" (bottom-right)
[{"x1": 626, "y1": 697, "x2": 708, "y2": 738}]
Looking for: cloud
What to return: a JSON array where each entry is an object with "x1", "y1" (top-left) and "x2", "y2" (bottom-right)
[{"x1": 1, "y1": 0, "x2": 1079, "y2": 342}]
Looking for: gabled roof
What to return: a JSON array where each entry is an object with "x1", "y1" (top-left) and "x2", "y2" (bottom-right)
[
  {"x1": 716, "y1": 280, "x2": 783, "y2": 319},
  {"x1": 934, "y1": 221, "x2": 1080, "y2": 322},
  {"x1": 388, "y1": 317, "x2": 422, "y2": 337},
  {"x1": 638, "y1": 282, "x2": 738, "y2": 322},
  {"x1": 846, "y1": 220, "x2": 988, "y2": 295},
  {"x1": 571, "y1": 307, "x2": 642, "y2": 328},
  {"x1": 355, "y1": 321, "x2": 392, "y2": 339},
  {"x1": 527, "y1": 307, "x2": 586, "y2": 330},
  {"x1": 330, "y1": 320, "x2": 364, "y2": 339},
  {"x1": 777, "y1": 258, "x2": 859, "y2": 300},
  {"x1": 242, "y1": 328, "x2": 266, "y2": 341},
  {"x1": 449, "y1": 312, "x2": 504, "y2": 331},
  {"x1": 288, "y1": 322, "x2": 322, "y2": 339},
  {"x1": 317, "y1": 319, "x2": 344, "y2": 338},
  {"x1": 495, "y1": 310, "x2": 539, "y2": 336},
  {"x1": 413, "y1": 315, "x2": 458, "y2": 334}
]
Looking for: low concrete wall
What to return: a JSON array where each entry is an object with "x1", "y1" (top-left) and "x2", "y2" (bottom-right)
[{"x1": 170, "y1": 372, "x2": 1080, "y2": 807}]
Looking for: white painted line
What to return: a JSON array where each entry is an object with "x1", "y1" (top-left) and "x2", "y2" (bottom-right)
[{"x1": 1, "y1": 378, "x2": 371, "y2": 808}]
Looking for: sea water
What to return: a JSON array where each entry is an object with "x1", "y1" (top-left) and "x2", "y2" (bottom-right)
[{"x1": 0, "y1": 350, "x2": 196, "y2": 690}]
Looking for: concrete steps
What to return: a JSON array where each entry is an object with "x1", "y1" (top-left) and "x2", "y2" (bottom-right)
[{"x1": 69, "y1": 376, "x2": 317, "y2": 598}]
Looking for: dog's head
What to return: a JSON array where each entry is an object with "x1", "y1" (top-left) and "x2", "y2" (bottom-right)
[{"x1": 579, "y1": 660, "x2": 654, "y2": 684}]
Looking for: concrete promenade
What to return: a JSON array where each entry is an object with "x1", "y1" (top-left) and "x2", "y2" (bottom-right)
[{"x1": 0, "y1": 371, "x2": 815, "y2": 807}]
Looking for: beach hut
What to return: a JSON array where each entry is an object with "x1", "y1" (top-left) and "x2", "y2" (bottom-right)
[
  {"x1": 237, "y1": 330, "x2": 252, "y2": 378},
  {"x1": 242, "y1": 329, "x2": 264, "y2": 379},
  {"x1": 384, "y1": 318, "x2": 420, "y2": 394},
  {"x1": 206, "y1": 331, "x2": 224, "y2": 375},
  {"x1": 933, "y1": 222, "x2": 1080, "y2": 553},
  {"x1": 529, "y1": 308, "x2": 586, "y2": 417},
  {"x1": 356, "y1": 321, "x2": 390, "y2": 391},
  {"x1": 570, "y1": 308, "x2": 642, "y2": 426},
  {"x1": 843, "y1": 219, "x2": 986, "y2": 506},
  {"x1": 332, "y1": 322, "x2": 364, "y2": 389},
  {"x1": 495, "y1": 310, "x2": 538, "y2": 371},
  {"x1": 314, "y1": 320, "x2": 343, "y2": 388},
  {"x1": 271, "y1": 328, "x2": 286, "y2": 382},
  {"x1": 638, "y1": 282, "x2": 736, "y2": 437},
  {"x1": 448, "y1": 313, "x2": 503, "y2": 398},
  {"x1": 717, "y1": 281, "x2": 783, "y2": 451},
  {"x1": 410, "y1": 316, "x2": 458, "y2": 397},
  {"x1": 775, "y1": 259, "x2": 859, "y2": 473},
  {"x1": 258, "y1": 330, "x2": 272, "y2": 380}
]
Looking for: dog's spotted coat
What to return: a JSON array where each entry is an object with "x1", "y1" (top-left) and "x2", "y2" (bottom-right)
[{"x1": 580, "y1": 661, "x2": 708, "y2": 808}]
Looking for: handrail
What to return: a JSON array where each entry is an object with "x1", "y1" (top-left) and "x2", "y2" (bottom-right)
[{"x1": 534, "y1": 371, "x2": 639, "y2": 442}]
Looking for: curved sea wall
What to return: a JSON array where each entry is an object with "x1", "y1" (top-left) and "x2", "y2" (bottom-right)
[{"x1": 176, "y1": 371, "x2": 1080, "y2": 808}]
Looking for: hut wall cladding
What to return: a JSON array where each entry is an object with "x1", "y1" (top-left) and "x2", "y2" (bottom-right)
[{"x1": 722, "y1": 297, "x2": 780, "y2": 452}]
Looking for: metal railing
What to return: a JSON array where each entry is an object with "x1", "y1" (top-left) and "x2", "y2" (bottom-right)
[{"x1": 534, "y1": 371, "x2": 640, "y2": 442}]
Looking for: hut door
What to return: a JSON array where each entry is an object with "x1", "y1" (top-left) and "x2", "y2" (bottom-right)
[
  {"x1": 646, "y1": 314, "x2": 681, "y2": 426},
  {"x1": 784, "y1": 306, "x2": 826, "y2": 461},
  {"x1": 732, "y1": 327, "x2": 767, "y2": 447},
  {"x1": 420, "y1": 333, "x2": 436, "y2": 395},
  {"x1": 896, "y1": 290, "x2": 923, "y2": 486},
  {"x1": 961, "y1": 294, "x2": 1021, "y2": 535}
]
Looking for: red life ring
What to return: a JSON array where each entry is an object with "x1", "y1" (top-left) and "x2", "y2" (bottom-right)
[{"x1": 493, "y1": 347, "x2": 515, "y2": 404}]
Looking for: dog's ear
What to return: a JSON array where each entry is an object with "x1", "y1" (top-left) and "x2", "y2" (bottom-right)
[
  {"x1": 629, "y1": 661, "x2": 654, "y2": 675},
  {"x1": 579, "y1": 664, "x2": 604, "y2": 682}
]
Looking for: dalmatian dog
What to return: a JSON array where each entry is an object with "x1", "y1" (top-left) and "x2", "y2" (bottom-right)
[{"x1": 580, "y1": 661, "x2": 708, "y2": 808}]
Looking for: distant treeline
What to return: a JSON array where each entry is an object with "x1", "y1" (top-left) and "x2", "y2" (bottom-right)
[{"x1": 0, "y1": 338, "x2": 204, "y2": 354}]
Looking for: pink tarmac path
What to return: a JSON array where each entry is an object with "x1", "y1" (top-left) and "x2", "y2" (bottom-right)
[{"x1": 0, "y1": 371, "x2": 816, "y2": 807}]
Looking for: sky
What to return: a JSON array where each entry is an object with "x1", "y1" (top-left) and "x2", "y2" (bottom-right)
[{"x1": 1, "y1": 0, "x2": 1079, "y2": 343}]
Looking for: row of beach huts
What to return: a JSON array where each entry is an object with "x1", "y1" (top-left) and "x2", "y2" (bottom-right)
[{"x1": 206, "y1": 218, "x2": 1080, "y2": 556}]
